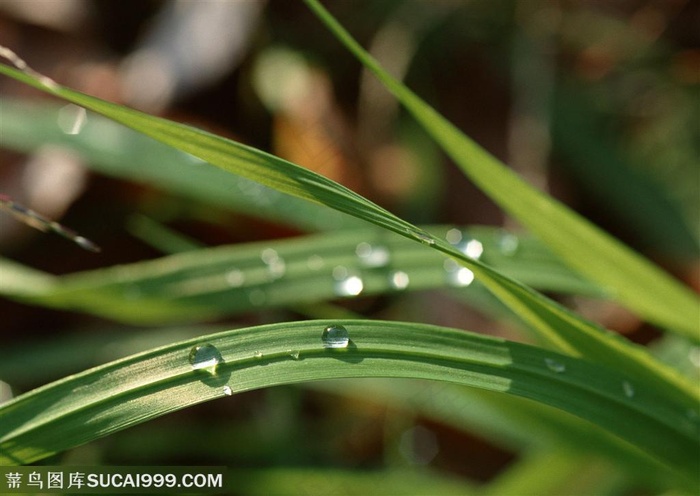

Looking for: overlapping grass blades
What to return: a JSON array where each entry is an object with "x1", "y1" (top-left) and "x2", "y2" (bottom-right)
[
  {"x1": 0, "y1": 320, "x2": 695, "y2": 488},
  {"x1": 0, "y1": 62, "x2": 694, "y2": 404},
  {"x1": 301, "y1": 0, "x2": 699, "y2": 340}
]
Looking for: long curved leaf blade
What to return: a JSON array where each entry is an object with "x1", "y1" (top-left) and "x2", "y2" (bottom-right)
[
  {"x1": 0, "y1": 320, "x2": 696, "y2": 488},
  {"x1": 0, "y1": 226, "x2": 601, "y2": 324},
  {"x1": 301, "y1": 0, "x2": 699, "y2": 339}
]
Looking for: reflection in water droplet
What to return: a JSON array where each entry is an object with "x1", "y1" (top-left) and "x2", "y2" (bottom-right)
[
  {"x1": 307, "y1": 255, "x2": 325, "y2": 271},
  {"x1": 356, "y1": 242, "x2": 390, "y2": 268},
  {"x1": 497, "y1": 231, "x2": 520, "y2": 256},
  {"x1": 57, "y1": 104, "x2": 87, "y2": 135},
  {"x1": 333, "y1": 266, "x2": 363, "y2": 296},
  {"x1": 622, "y1": 381, "x2": 635, "y2": 398},
  {"x1": 322, "y1": 325, "x2": 350, "y2": 349},
  {"x1": 444, "y1": 259, "x2": 474, "y2": 287},
  {"x1": 409, "y1": 229, "x2": 435, "y2": 245},
  {"x1": 189, "y1": 343, "x2": 223, "y2": 375},
  {"x1": 225, "y1": 269, "x2": 245, "y2": 287},
  {"x1": 389, "y1": 271, "x2": 410, "y2": 290},
  {"x1": 544, "y1": 358, "x2": 566, "y2": 373},
  {"x1": 223, "y1": 385, "x2": 233, "y2": 396}
]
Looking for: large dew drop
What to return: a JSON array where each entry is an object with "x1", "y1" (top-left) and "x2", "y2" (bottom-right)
[
  {"x1": 322, "y1": 325, "x2": 350, "y2": 349},
  {"x1": 189, "y1": 343, "x2": 223, "y2": 375}
]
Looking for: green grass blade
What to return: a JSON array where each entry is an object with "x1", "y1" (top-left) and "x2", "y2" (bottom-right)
[
  {"x1": 0, "y1": 62, "x2": 694, "y2": 412},
  {"x1": 302, "y1": 0, "x2": 699, "y2": 339},
  {"x1": 0, "y1": 97, "x2": 362, "y2": 232},
  {"x1": 0, "y1": 320, "x2": 696, "y2": 488},
  {"x1": 0, "y1": 226, "x2": 600, "y2": 324}
]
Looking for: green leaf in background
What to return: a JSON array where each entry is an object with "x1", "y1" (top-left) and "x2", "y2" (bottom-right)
[
  {"x1": 0, "y1": 320, "x2": 696, "y2": 489},
  {"x1": 0, "y1": 226, "x2": 601, "y2": 324},
  {"x1": 301, "y1": 0, "x2": 699, "y2": 339}
]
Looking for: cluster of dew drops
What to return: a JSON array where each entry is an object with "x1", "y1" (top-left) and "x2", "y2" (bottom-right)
[{"x1": 188, "y1": 325, "x2": 351, "y2": 396}]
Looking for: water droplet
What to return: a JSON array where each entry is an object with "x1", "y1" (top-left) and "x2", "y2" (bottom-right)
[
  {"x1": 307, "y1": 255, "x2": 325, "y2": 271},
  {"x1": 322, "y1": 325, "x2": 350, "y2": 349},
  {"x1": 189, "y1": 343, "x2": 223, "y2": 375},
  {"x1": 444, "y1": 259, "x2": 475, "y2": 287},
  {"x1": 289, "y1": 350, "x2": 300, "y2": 360},
  {"x1": 462, "y1": 239, "x2": 484, "y2": 259},
  {"x1": 445, "y1": 228, "x2": 462, "y2": 245},
  {"x1": 446, "y1": 230, "x2": 483, "y2": 259},
  {"x1": 356, "y1": 242, "x2": 390, "y2": 268},
  {"x1": 408, "y1": 228, "x2": 435, "y2": 245},
  {"x1": 333, "y1": 266, "x2": 364, "y2": 296},
  {"x1": 261, "y1": 248, "x2": 286, "y2": 279},
  {"x1": 222, "y1": 385, "x2": 233, "y2": 396},
  {"x1": 544, "y1": 358, "x2": 566, "y2": 373},
  {"x1": 497, "y1": 231, "x2": 520, "y2": 256},
  {"x1": 253, "y1": 351, "x2": 263, "y2": 359},
  {"x1": 57, "y1": 104, "x2": 87, "y2": 135},
  {"x1": 389, "y1": 271, "x2": 410, "y2": 290},
  {"x1": 225, "y1": 269, "x2": 245, "y2": 287},
  {"x1": 622, "y1": 381, "x2": 635, "y2": 398}
]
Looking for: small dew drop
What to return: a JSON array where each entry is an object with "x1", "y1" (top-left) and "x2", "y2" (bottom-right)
[
  {"x1": 409, "y1": 229, "x2": 435, "y2": 245},
  {"x1": 447, "y1": 230, "x2": 483, "y2": 259},
  {"x1": 389, "y1": 271, "x2": 410, "y2": 290},
  {"x1": 225, "y1": 269, "x2": 245, "y2": 287},
  {"x1": 356, "y1": 242, "x2": 390, "y2": 268},
  {"x1": 289, "y1": 350, "x2": 300, "y2": 360},
  {"x1": 445, "y1": 228, "x2": 462, "y2": 245},
  {"x1": 462, "y1": 239, "x2": 484, "y2": 260},
  {"x1": 622, "y1": 381, "x2": 635, "y2": 398},
  {"x1": 222, "y1": 385, "x2": 233, "y2": 396},
  {"x1": 333, "y1": 266, "x2": 364, "y2": 296},
  {"x1": 322, "y1": 325, "x2": 350, "y2": 349},
  {"x1": 188, "y1": 343, "x2": 223, "y2": 375},
  {"x1": 444, "y1": 259, "x2": 475, "y2": 287},
  {"x1": 261, "y1": 248, "x2": 285, "y2": 279},
  {"x1": 544, "y1": 358, "x2": 566, "y2": 373},
  {"x1": 497, "y1": 231, "x2": 520, "y2": 256},
  {"x1": 253, "y1": 351, "x2": 263, "y2": 359}
]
